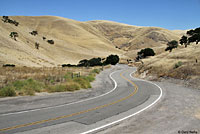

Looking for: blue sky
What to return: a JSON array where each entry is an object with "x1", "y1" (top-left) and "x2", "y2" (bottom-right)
[{"x1": 1, "y1": 0, "x2": 200, "y2": 30}]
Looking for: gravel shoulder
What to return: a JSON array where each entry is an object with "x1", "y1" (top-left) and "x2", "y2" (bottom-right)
[
  {"x1": 0, "y1": 66, "x2": 121, "y2": 114},
  {"x1": 97, "y1": 79, "x2": 200, "y2": 134}
]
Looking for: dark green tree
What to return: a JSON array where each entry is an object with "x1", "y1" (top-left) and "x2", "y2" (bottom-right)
[
  {"x1": 136, "y1": 48, "x2": 155, "y2": 60},
  {"x1": 10, "y1": 32, "x2": 18, "y2": 41},
  {"x1": 78, "y1": 59, "x2": 89, "y2": 67},
  {"x1": 104, "y1": 55, "x2": 119, "y2": 65},
  {"x1": 88, "y1": 57, "x2": 102, "y2": 66},
  {"x1": 165, "y1": 40, "x2": 178, "y2": 52},
  {"x1": 30, "y1": 31, "x2": 38, "y2": 36},
  {"x1": 180, "y1": 35, "x2": 188, "y2": 47},
  {"x1": 35, "y1": 42, "x2": 39, "y2": 49},
  {"x1": 47, "y1": 40, "x2": 54, "y2": 44},
  {"x1": 186, "y1": 27, "x2": 200, "y2": 45}
]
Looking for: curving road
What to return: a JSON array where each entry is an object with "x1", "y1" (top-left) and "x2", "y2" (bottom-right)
[{"x1": 0, "y1": 65, "x2": 162, "y2": 134}]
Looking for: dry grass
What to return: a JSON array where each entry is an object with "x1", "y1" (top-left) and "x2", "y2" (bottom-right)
[
  {"x1": 0, "y1": 66, "x2": 102, "y2": 88},
  {"x1": 0, "y1": 66, "x2": 104, "y2": 97},
  {"x1": 133, "y1": 43, "x2": 200, "y2": 89},
  {"x1": 0, "y1": 16, "x2": 184, "y2": 67},
  {"x1": 0, "y1": 16, "x2": 123, "y2": 67}
]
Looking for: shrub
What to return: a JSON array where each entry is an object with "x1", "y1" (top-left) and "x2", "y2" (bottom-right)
[
  {"x1": 73, "y1": 77, "x2": 91, "y2": 89},
  {"x1": 47, "y1": 84, "x2": 67, "y2": 92},
  {"x1": 65, "y1": 82, "x2": 80, "y2": 91},
  {"x1": 91, "y1": 69, "x2": 100, "y2": 74},
  {"x1": 174, "y1": 61, "x2": 183, "y2": 69},
  {"x1": 0, "y1": 86, "x2": 16, "y2": 97},
  {"x1": 10, "y1": 79, "x2": 44, "y2": 95}
]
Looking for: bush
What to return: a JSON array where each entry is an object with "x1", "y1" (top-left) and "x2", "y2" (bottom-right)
[
  {"x1": 91, "y1": 69, "x2": 100, "y2": 74},
  {"x1": 47, "y1": 84, "x2": 67, "y2": 92},
  {"x1": 73, "y1": 77, "x2": 91, "y2": 89},
  {"x1": 65, "y1": 82, "x2": 80, "y2": 91},
  {"x1": 174, "y1": 61, "x2": 183, "y2": 69},
  {"x1": 0, "y1": 86, "x2": 16, "y2": 97}
]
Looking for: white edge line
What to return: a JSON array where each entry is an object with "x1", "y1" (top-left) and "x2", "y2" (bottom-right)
[
  {"x1": 80, "y1": 69, "x2": 163, "y2": 134},
  {"x1": 0, "y1": 70, "x2": 121, "y2": 116}
]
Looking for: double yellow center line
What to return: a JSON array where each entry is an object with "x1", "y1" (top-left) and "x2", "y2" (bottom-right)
[{"x1": 0, "y1": 70, "x2": 138, "y2": 132}]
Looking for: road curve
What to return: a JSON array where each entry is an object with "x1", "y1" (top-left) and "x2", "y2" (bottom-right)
[{"x1": 0, "y1": 65, "x2": 162, "y2": 134}]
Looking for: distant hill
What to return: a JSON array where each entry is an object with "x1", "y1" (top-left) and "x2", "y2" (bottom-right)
[{"x1": 0, "y1": 16, "x2": 184, "y2": 67}]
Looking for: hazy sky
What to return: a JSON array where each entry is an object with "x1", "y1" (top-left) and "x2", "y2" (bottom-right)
[{"x1": 1, "y1": 0, "x2": 200, "y2": 30}]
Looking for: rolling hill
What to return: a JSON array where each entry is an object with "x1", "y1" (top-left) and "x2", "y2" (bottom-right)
[{"x1": 0, "y1": 16, "x2": 183, "y2": 67}]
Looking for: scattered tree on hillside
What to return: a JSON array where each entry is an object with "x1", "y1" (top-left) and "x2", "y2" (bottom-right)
[
  {"x1": 179, "y1": 35, "x2": 188, "y2": 47},
  {"x1": 30, "y1": 31, "x2": 38, "y2": 36},
  {"x1": 136, "y1": 48, "x2": 155, "y2": 60},
  {"x1": 181, "y1": 27, "x2": 200, "y2": 45},
  {"x1": 165, "y1": 40, "x2": 178, "y2": 52},
  {"x1": 103, "y1": 55, "x2": 119, "y2": 65},
  {"x1": 188, "y1": 33, "x2": 200, "y2": 44},
  {"x1": 77, "y1": 55, "x2": 119, "y2": 67},
  {"x1": 47, "y1": 40, "x2": 54, "y2": 44},
  {"x1": 35, "y1": 42, "x2": 39, "y2": 49},
  {"x1": 78, "y1": 58, "x2": 102, "y2": 67},
  {"x1": 42, "y1": 37, "x2": 46, "y2": 40},
  {"x1": 78, "y1": 59, "x2": 89, "y2": 67},
  {"x1": 2, "y1": 16, "x2": 19, "y2": 26},
  {"x1": 10, "y1": 32, "x2": 18, "y2": 41}
]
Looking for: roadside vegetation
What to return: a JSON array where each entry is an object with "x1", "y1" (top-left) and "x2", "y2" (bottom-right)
[
  {"x1": 0, "y1": 67, "x2": 104, "y2": 97},
  {"x1": 0, "y1": 54, "x2": 119, "y2": 97},
  {"x1": 133, "y1": 27, "x2": 200, "y2": 89}
]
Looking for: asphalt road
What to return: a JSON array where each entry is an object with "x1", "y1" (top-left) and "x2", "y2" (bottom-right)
[{"x1": 0, "y1": 65, "x2": 161, "y2": 134}]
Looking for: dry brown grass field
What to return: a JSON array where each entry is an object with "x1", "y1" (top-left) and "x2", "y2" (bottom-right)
[
  {"x1": 134, "y1": 43, "x2": 200, "y2": 89},
  {"x1": 0, "y1": 16, "x2": 182, "y2": 67},
  {"x1": 1, "y1": 15, "x2": 199, "y2": 93},
  {"x1": 0, "y1": 66, "x2": 105, "y2": 88}
]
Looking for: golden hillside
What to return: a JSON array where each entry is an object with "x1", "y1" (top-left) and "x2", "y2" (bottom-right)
[
  {"x1": 0, "y1": 16, "x2": 183, "y2": 67},
  {"x1": 134, "y1": 43, "x2": 200, "y2": 89},
  {"x1": 0, "y1": 16, "x2": 122, "y2": 67},
  {"x1": 88, "y1": 20, "x2": 182, "y2": 58}
]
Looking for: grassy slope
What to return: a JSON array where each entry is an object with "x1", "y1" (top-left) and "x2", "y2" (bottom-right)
[
  {"x1": 0, "y1": 16, "x2": 183, "y2": 67},
  {"x1": 88, "y1": 20, "x2": 182, "y2": 58},
  {"x1": 0, "y1": 16, "x2": 123, "y2": 67},
  {"x1": 135, "y1": 43, "x2": 200, "y2": 89}
]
